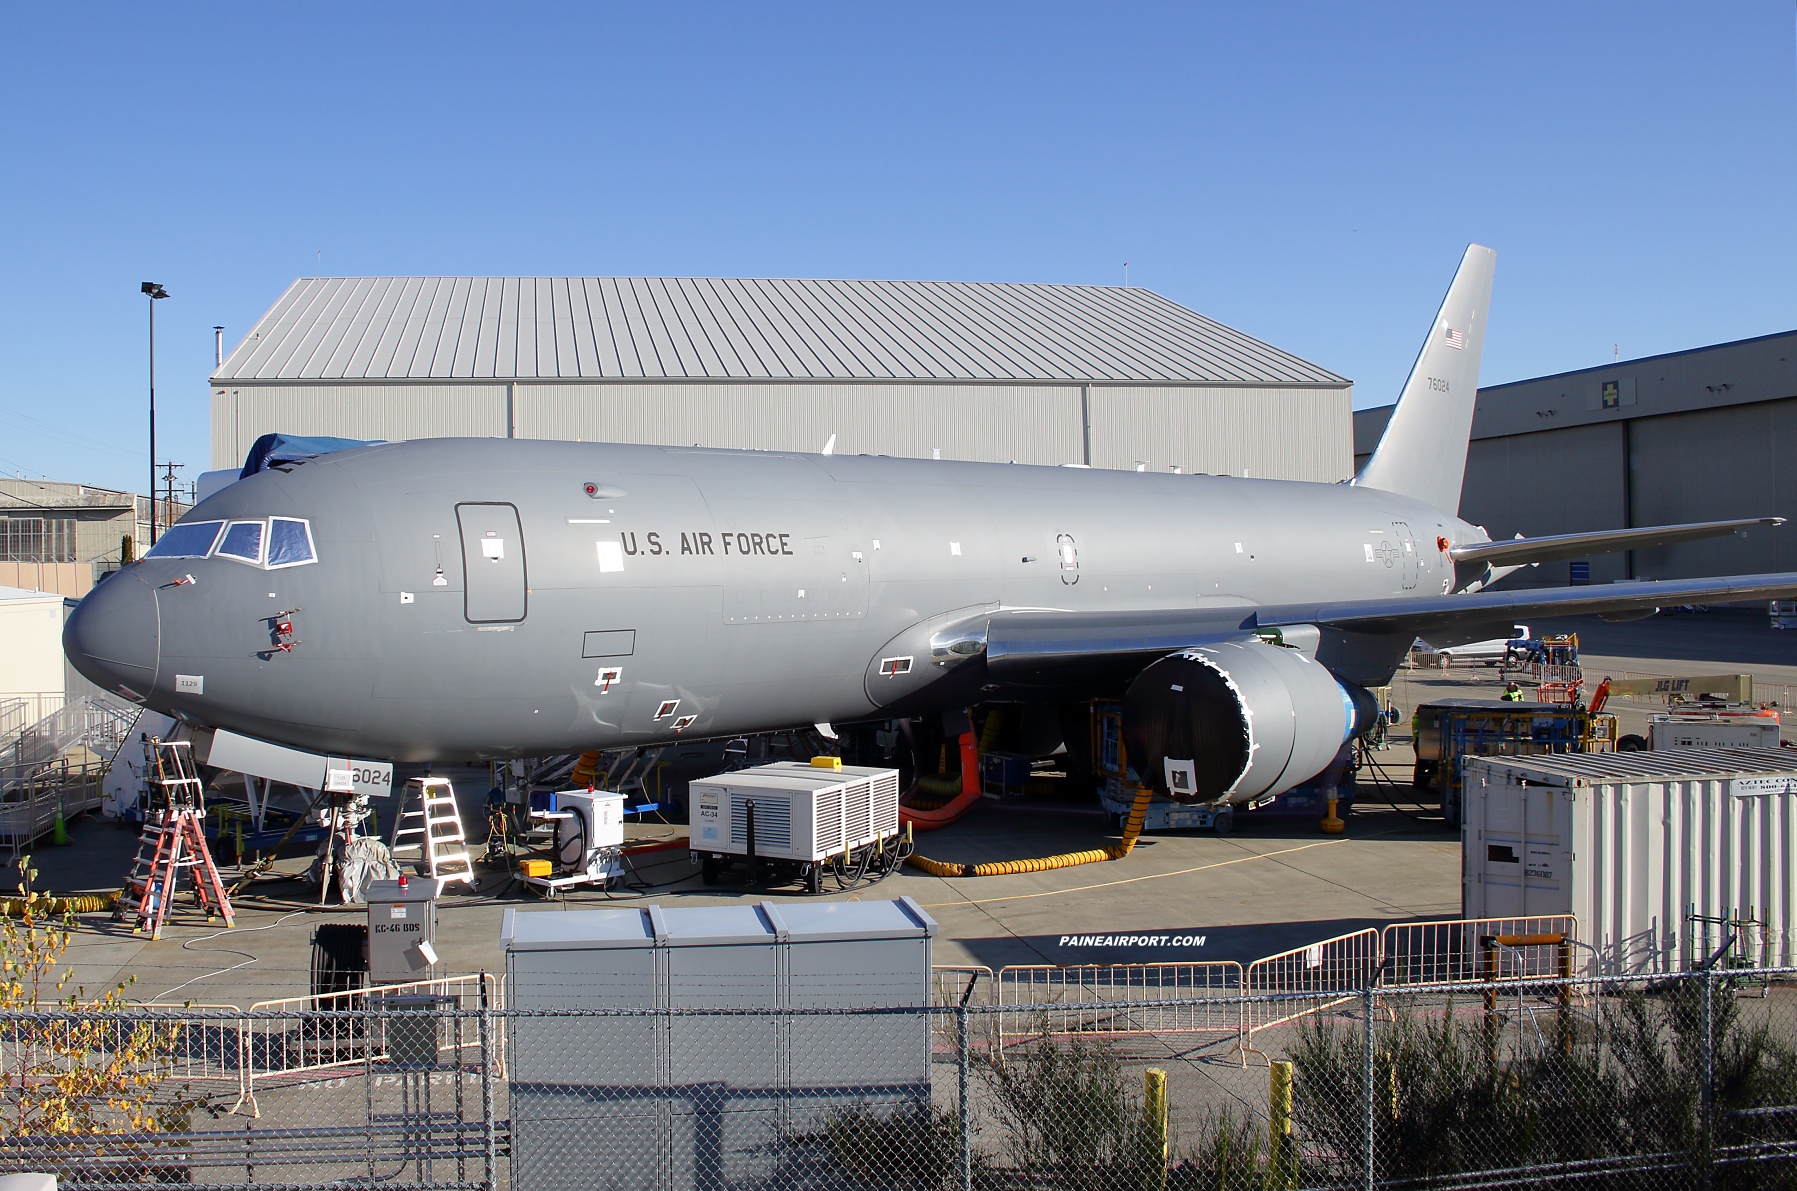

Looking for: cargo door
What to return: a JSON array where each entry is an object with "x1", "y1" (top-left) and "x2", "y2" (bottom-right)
[
  {"x1": 1393, "y1": 521, "x2": 1419, "y2": 590},
  {"x1": 457, "y1": 503, "x2": 527, "y2": 623}
]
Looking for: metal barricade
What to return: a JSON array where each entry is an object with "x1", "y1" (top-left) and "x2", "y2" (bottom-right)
[
  {"x1": 238, "y1": 971, "x2": 501, "y2": 1117},
  {"x1": 996, "y1": 961, "x2": 1243, "y2": 1048},
  {"x1": 1240, "y1": 928, "x2": 1380, "y2": 1064},
  {"x1": 1383, "y1": 916, "x2": 1581, "y2": 985},
  {"x1": 931, "y1": 964, "x2": 994, "y2": 1007},
  {"x1": 145, "y1": 1003, "x2": 247, "y2": 1091},
  {"x1": 931, "y1": 965, "x2": 996, "y2": 1054}
]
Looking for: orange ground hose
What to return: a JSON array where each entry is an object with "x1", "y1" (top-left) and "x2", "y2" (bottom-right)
[
  {"x1": 568, "y1": 751, "x2": 603, "y2": 789},
  {"x1": 900, "y1": 786, "x2": 987, "y2": 832},
  {"x1": 906, "y1": 783, "x2": 1155, "y2": 877}
]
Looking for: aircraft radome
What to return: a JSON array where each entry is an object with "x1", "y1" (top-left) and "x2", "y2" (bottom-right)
[{"x1": 64, "y1": 246, "x2": 1795, "y2": 806}]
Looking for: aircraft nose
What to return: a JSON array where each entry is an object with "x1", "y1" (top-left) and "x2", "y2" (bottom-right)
[{"x1": 63, "y1": 573, "x2": 159, "y2": 697}]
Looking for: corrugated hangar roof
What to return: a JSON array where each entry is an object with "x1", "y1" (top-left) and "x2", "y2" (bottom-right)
[{"x1": 215, "y1": 276, "x2": 1347, "y2": 387}]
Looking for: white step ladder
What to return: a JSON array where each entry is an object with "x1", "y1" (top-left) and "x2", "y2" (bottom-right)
[{"x1": 388, "y1": 777, "x2": 474, "y2": 890}]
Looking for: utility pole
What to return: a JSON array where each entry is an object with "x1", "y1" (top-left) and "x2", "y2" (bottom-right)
[
  {"x1": 141, "y1": 282, "x2": 170, "y2": 544},
  {"x1": 160, "y1": 462, "x2": 185, "y2": 532}
]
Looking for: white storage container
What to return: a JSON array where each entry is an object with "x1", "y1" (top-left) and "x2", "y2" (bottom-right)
[
  {"x1": 1462, "y1": 749, "x2": 1797, "y2": 975},
  {"x1": 1649, "y1": 712, "x2": 1781, "y2": 751},
  {"x1": 688, "y1": 762, "x2": 900, "y2": 862}
]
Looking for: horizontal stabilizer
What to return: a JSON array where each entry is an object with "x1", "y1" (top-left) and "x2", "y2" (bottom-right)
[{"x1": 1449, "y1": 518, "x2": 1784, "y2": 569}]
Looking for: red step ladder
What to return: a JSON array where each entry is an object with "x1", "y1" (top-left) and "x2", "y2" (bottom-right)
[{"x1": 115, "y1": 739, "x2": 234, "y2": 940}]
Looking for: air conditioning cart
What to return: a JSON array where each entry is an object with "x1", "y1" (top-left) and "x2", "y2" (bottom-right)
[{"x1": 689, "y1": 760, "x2": 910, "y2": 894}]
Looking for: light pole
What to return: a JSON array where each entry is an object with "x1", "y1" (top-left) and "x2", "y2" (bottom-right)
[{"x1": 142, "y1": 282, "x2": 169, "y2": 544}]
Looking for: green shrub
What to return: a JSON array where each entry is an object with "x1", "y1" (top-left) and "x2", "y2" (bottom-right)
[
  {"x1": 1289, "y1": 984, "x2": 1797, "y2": 1189},
  {"x1": 825, "y1": 1102, "x2": 969, "y2": 1191},
  {"x1": 974, "y1": 1030, "x2": 1167, "y2": 1191}
]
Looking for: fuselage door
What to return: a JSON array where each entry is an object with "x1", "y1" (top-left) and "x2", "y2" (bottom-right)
[
  {"x1": 458, "y1": 502, "x2": 527, "y2": 623},
  {"x1": 1392, "y1": 520, "x2": 1418, "y2": 590},
  {"x1": 1057, "y1": 533, "x2": 1079, "y2": 584}
]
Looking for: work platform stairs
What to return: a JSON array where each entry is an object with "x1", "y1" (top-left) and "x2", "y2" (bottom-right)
[
  {"x1": 3, "y1": 691, "x2": 140, "y2": 772},
  {"x1": 389, "y1": 777, "x2": 475, "y2": 889},
  {"x1": 0, "y1": 692, "x2": 142, "y2": 849}
]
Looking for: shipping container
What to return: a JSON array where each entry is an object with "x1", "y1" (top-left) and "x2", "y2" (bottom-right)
[{"x1": 1462, "y1": 748, "x2": 1797, "y2": 975}]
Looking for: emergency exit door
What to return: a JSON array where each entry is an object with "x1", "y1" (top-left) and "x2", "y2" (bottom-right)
[
  {"x1": 458, "y1": 503, "x2": 527, "y2": 623},
  {"x1": 1392, "y1": 520, "x2": 1419, "y2": 590}
]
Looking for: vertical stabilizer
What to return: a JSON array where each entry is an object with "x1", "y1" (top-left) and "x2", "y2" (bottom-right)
[{"x1": 1352, "y1": 244, "x2": 1496, "y2": 512}]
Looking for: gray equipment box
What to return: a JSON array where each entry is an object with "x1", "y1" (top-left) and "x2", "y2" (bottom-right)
[
  {"x1": 367, "y1": 877, "x2": 440, "y2": 986},
  {"x1": 502, "y1": 898, "x2": 936, "y2": 1191}
]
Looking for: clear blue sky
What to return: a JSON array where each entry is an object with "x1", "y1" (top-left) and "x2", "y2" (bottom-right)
[{"x1": 2, "y1": 2, "x2": 1793, "y2": 495}]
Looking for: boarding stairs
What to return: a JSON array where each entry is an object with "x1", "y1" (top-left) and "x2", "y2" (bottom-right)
[
  {"x1": 115, "y1": 739, "x2": 234, "y2": 939},
  {"x1": 389, "y1": 777, "x2": 474, "y2": 889}
]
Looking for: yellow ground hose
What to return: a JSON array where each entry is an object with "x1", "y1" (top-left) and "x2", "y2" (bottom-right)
[
  {"x1": 1, "y1": 891, "x2": 120, "y2": 917},
  {"x1": 978, "y1": 708, "x2": 1005, "y2": 753},
  {"x1": 913, "y1": 774, "x2": 962, "y2": 801},
  {"x1": 906, "y1": 783, "x2": 1155, "y2": 877}
]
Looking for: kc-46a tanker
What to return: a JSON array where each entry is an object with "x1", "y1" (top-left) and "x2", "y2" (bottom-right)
[{"x1": 64, "y1": 246, "x2": 1794, "y2": 806}]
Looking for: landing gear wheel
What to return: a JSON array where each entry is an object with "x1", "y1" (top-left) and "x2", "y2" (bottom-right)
[
  {"x1": 1617, "y1": 734, "x2": 1648, "y2": 753},
  {"x1": 1213, "y1": 808, "x2": 1234, "y2": 835},
  {"x1": 701, "y1": 857, "x2": 720, "y2": 886}
]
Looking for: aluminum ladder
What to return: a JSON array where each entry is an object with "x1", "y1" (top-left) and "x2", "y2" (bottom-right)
[
  {"x1": 388, "y1": 777, "x2": 474, "y2": 890},
  {"x1": 114, "y1": 739, "x2": 234, "y2": 940}
]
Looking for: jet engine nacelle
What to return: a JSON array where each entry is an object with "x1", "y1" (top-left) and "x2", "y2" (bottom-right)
[{"x1": 1122, "y1": 638, "x2": 1376, "y2": 805}]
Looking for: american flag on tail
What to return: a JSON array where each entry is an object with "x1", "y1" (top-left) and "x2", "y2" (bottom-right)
[{"x1": 1443, "y1": 326, "x2": 1464, "y2": 350}]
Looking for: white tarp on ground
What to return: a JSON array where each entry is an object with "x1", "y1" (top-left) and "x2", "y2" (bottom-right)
[{"x1": 309, "y1": 835, "x2": 401, "y2": 904}]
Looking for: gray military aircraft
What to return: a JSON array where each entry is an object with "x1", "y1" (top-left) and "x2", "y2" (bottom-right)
[{"x1": 65, "y1": 245, "x2": 1795, "y2": 806}]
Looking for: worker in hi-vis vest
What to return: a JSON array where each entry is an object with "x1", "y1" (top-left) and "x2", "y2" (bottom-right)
[{"x1": 1501, "y1": 682, "x2": 1525, "y2": 702}]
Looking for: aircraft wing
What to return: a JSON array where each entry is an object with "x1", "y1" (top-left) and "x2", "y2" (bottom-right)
[
  {"x1": 982, "y1": 571, "x2": 1797, "y2": 684},
  {"x1": 1262, "y1": 570, "x2": 1797, "y2": 637},
  {"x1": 1448, "y1": 518, "x2": 1783, "y2": 568}
]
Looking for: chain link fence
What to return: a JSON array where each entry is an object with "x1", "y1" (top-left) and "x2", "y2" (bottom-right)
[{"x1": 2, "y1": 967, "x2": 1794, "y2": 1190}]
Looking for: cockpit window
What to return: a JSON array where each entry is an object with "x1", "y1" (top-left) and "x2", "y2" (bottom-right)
[
  {"x1": 215, "y1": 520, "x2": 265, "y2": 565},
  {"x1": 145, "y1": 520, "x2": 225, "y2": 559},
  {"x1": 265, "y1": 517, "x2": 316, "y2": 568}
]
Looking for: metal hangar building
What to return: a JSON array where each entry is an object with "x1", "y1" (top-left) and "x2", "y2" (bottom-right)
[
  {"x1": 211, "y1": 276, "x2": 1353, "y2": 481},
  {"x1": 1354, "y1": 329, "x2": 1796, "y2": 587}
]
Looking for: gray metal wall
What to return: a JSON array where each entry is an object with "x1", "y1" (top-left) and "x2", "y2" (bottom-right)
[
  {"x1": 1458, "y1": 422, "x2": 1630, "y2": 587},
  {"x1": 211, "y1": 381, "x2": 1355, "y2": 482},
  {"x1": 211, "y1": 384, "x2": 509, "y2": 468},
  {"x1": 1626, "y1": 395, "x2": 1793, "y2": 582},
  {"x1": 1085, "y1": 385, "x2": 1351, "y2": 478},
  {"x1": 514, "y1": 382, "x2": 1083, "y2": 465}
]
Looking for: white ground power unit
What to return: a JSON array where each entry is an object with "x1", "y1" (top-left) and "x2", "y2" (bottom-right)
[
  {"x1": 526, "y1": 789, "x2": 624, "y2": 894},
  {"x1": 1650, "y1": 712, "x2": 1781, "y2": 751},
  {"x1": 689, "y1": 761, "x2": 904, "y2": 894}
]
